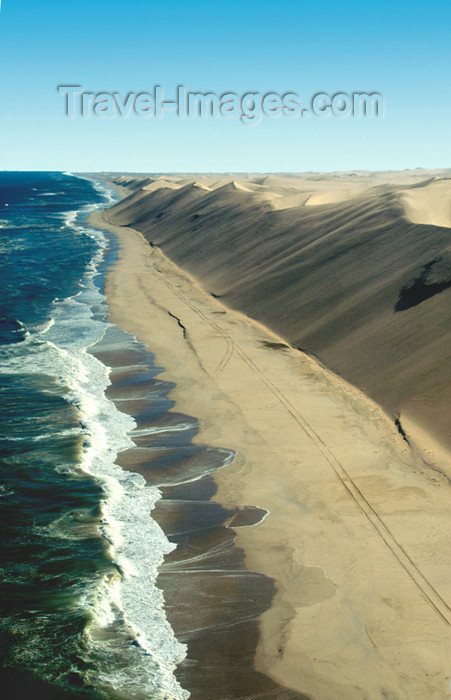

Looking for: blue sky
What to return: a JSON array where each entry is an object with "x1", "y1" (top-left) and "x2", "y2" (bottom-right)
[{"x1": 0, "y1": 0, "x2": 450, "y2": 172}]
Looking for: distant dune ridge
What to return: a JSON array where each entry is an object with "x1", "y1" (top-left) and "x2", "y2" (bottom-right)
[{"x1": 105, "y1": 170, "x2": 451, "y2": 459}]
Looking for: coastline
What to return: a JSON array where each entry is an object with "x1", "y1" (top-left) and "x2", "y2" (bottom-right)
[{"x1": 90, "y1": 206, "x2": 451, "y2": 699}]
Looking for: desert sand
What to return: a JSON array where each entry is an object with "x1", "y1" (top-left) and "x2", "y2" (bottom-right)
[
  {"x1": 89, "y1": 170, "x2": 451, "y2": 699},
  {"x1": 105, "y1": 170, "x2": 451, "y2": 462}
]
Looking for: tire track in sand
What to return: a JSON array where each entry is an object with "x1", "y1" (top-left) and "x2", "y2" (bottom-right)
[{"x1": 145, "y1": 251, "x2": 451, "y2": 626}]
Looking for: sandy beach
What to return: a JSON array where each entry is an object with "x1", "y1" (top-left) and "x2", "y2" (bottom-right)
[{"x1": 90, "y1": 172, "x2": 451, "y2": 699}]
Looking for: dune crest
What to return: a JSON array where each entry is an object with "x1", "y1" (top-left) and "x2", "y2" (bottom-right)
[
  {"x1": 304, "y1": 187, "x2": 363, "y2": 206},
  {"x1": 104, "y1": 169, "x2": 451, "y2": 457},
  {"x1": 400, "y1": 178, "x2": 451, "y2": 227}
]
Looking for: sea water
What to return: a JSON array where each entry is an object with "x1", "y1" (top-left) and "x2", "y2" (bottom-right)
[{"x1": 0, "y1": 172, "x2": 191, "y2": 699}]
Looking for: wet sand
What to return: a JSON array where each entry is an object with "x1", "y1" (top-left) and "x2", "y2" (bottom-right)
[
  {"x1": 90, "y1": 195, "x2": 451, "y2": 699},
  {"x1": 90, "y1": 318, "x2": 304, "y2": 699}
]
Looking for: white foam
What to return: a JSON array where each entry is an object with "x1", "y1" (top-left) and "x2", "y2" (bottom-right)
[
  {"x1": 0, "y1": 485, "x2": 14, "y2": 497},
  {"x1": 130, "y1": 422, "x2": 198, "y2": 437},
  {"x1": 2, "y1": 179, "x2": 190, "y2": 699},
  {"x1": 35, "y1": 317, "x2": 55, "y2": 334},
  {"x1": 61, "y1": 210, "x2": 78, "y2": 229}
]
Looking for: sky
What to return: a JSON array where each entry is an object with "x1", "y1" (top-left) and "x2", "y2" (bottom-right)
[{"x1": 0, "y1": 0, "x2": 450, "y2": 172}]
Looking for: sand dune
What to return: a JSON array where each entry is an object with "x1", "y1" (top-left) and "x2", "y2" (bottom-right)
[
  {"x1": 92, "y1": 185, "x2": 451, "y2": 698},
  {"x1": 401, "y1": 177, "x2": 451, "y2": 227},
  {"x1": 105, "y1": 170, "x2": 451, "y2": 464},
  {"x1": 304, "y1": 189, "x2": 361, "y2": 206},
  {"x1": 142, "y1": 179, "x2": 181, "y2": 192}
]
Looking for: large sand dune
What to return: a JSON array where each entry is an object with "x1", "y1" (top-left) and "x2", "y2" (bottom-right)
[
  {"x1": 91, "y1": 173, "x2": 451, "y2": 697},
  {"x1": 106, "y1": 170, "x2": 451, "y2": 463}
]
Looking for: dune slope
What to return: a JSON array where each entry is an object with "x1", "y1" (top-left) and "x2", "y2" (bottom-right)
[{"x1": 105, "y1": 172, "x2": 451, "y2": 456}]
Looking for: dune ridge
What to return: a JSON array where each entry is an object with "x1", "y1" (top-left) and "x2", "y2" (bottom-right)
[
  {"x1": 91, "y1": 182, "x2": 451, "y2": 698},
  {"x1": 104, "y1": 170, "x2": 451, "y2": 464}
]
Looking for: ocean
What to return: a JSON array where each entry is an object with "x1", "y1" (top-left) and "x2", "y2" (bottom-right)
[
  {"x1": 0, "y1": 172, "x2": 302, "y2": 700},
  {"x1": 0, "y1": 172, "x2": 216, "y2": 699}
]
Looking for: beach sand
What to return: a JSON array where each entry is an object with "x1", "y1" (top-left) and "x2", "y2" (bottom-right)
[{"x1": 89, "y1": 172, "x2": 451, "y2": 699}]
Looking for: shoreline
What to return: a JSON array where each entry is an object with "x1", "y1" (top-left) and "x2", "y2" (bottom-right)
[
  {"x1": 90, "y1": 205, "x2": 451, "y2": 699},
  {"x1": 91, "y1": 204, "x2": 304, "y2": 699}
]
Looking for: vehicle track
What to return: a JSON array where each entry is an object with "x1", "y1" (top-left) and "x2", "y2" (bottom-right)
[
  {"x1": 213, "y1": 332, "x2": 234, "y2": 375},
  {"x1": 144, "y1": 251, "x2": 451, "y2": 625}
]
